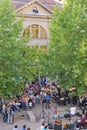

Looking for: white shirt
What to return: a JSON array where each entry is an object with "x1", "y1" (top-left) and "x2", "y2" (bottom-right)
[
  {"x1": 70, "y1": 107, "x2": 76, "y2": 115},
  {"x1": 13, "y1": 128, "x2": 19, "y2": 130},
  {"x1": 40, "y1": 125, "x2": 44, "y2": 130},
  {"x1": 29, "y1": 102, "x2": 32, "y2": 107}
]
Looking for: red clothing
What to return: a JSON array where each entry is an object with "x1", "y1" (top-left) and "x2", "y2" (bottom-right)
[
  {"x1": 80, "y1": 116, "x2": 85, "y2": 124},
  {"x1": 22, "y1": 96, "x2": 26, "y2": 102},
  {"x1": 53, "y1": 108, "x2": 57, "y2": 114}
]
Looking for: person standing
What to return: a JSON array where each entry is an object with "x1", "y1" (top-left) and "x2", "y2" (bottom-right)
[
  {"x1": 7, "y1": 105, "x2": 13, "y2": 124},
  {"x1": 0, "y1": 98, "x2": 3, "y2": 112},
  {"x1": 2, "y1": 104, "x2": 8, "y2": 123},
  {"x1": 45, "y1": 93, "x2": 51, "y2": 109},
  {"x1": 21, "y1": 95, "x2": 27, "y2": 110},
  {"x1": 53, "y1": 106, "x2": 58, "y2": 119}
]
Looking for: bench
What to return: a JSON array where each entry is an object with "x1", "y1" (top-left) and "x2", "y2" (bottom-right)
[{"x1": 27, "y1": 111, "x2": 36, "y2": 123}]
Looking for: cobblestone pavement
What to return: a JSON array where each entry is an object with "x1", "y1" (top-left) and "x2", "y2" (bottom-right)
[{"x1": 0, "y1": 103, "x2": 82, "y2": 130}]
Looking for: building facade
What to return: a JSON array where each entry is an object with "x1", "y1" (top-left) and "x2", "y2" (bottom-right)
[{"x1": 12, "y1": 0, "x2": 64, "y2": 49}]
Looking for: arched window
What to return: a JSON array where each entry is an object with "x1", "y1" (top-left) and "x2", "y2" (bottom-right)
[
  {"x1": 23, "y1": 26, "x2": 30, "y2": 36},
  {"x1": 40, "y1": 26, "x2": 46, "y2": 39},
  {"x1": 23, "y1": 24, "x2": 47, "y2": 39},
  {"x1": 32, "y1": 24, "x2": 39, "y2": 38}
]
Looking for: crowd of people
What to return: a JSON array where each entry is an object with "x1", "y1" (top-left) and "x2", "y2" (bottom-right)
[{"x1": 0, "y1": 78, "x2": 87, "y2": 130}]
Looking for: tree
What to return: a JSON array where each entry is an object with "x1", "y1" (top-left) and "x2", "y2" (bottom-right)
[
  {"x1": 0, "y1": 0, "x2": 40, "y2": 98},
  {"x1": 43, "y1": 0, "x2": 87, "y2": 94}
]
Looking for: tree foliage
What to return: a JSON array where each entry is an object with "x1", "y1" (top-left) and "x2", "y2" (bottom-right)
[
  {"x1": 42, "y1": 0, "x2": 87, "y2": 94},
  {"x1": 0, "y1": 0, "x2": 41, "y2": 97}
]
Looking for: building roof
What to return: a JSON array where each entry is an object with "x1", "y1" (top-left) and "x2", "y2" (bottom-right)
[{"x1": 12, "y1": 0, "x2": 63, "y2": 11}]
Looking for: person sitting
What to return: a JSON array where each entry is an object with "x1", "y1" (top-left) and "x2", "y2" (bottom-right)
[
  {"x1": 63, "y1": 122, "x2": 69, "y2": 130},
  {"x1": 70, "y1": 104, "x2": 76, "y2": 117},
  {"x1": 42, "y1": 125, "x2": 47, "y2": 130},
  {"x1": 13, "y1": 125, "x2": 19, "y2": 130},
  {"x1": 28, "y1": 98, "x2": 33, "y2": 109},
  {"x1": 80, "y1": 114, "x2": 86, "y2": 126},
  {"x1": 40, "y1": 122, "x2": 45, "y2": 130},
  {"x1": 27, "y1": 128, "x2": 30, "y2": 130},
  {"x1": 76, "y1": 114, "x2": 86, "y2": 129},
  {"x1": 22, "y1": 124, "x2": 27, "y2": 130}
]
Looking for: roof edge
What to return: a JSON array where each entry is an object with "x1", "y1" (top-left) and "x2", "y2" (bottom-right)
[{"x1": 15, "y1": 0, "x2": 53, "y2": 14}]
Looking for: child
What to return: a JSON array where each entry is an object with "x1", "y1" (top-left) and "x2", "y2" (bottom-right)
[{"x1": 53, "y1": 106, "x2": 58, "y2": 119}]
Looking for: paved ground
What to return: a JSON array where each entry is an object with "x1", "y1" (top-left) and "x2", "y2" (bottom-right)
[{"x1": 0, "y1": 103, "x2": 82, "y2": 130}]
